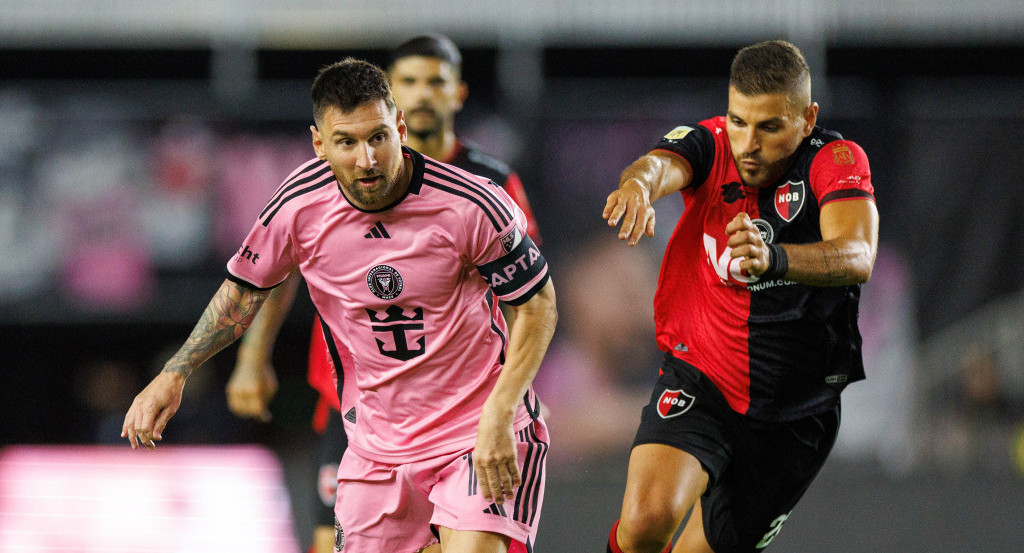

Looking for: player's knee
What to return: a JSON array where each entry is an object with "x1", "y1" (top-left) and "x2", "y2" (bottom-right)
[{"x1": 618, "y1": 505, "x2": 677, "y2": 552}]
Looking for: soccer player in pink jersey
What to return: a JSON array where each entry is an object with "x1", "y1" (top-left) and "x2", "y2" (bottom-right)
[
  {"x1": 123, "y1": 58, "x2": 557, "y2": 553},
  {"x1": 225, "y1": 35, "x2": 545, "y2": 553}
]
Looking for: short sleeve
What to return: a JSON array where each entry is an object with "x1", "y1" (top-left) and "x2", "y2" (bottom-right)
[
  {"x1": 468, "y1": 186, "x2": 550, "y2": 306},
  {"x1": 226, "y1": 216, "x2": 297, "y2": 290},
  {"x1": 651, "y1": 123, "x2": 717, "y2": 187},
  {"x1": 809, "y1": 140, "x2": 874, "y2": 206}
]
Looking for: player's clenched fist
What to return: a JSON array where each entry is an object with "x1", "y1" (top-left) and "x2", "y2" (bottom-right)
[
  {"x1": 603, "y1": 180, "x2": 656, "y2": 246},
  {"x1": 121, "y1": 371, "x2": 186, "y2": 450},
  {"x1": 725, "y1": 212, "x2": 770, "y2": 277}
]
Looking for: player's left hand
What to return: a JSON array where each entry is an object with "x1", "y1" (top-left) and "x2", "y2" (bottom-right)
[
  {"x1": 725, "y1": 212, "x2": 770, "y2": 277},
  {"x1": 473, "y1": 410, "x2": 521, "y2": 505}
]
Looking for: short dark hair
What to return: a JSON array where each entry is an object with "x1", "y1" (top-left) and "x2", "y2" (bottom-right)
[
  {"x1": 389, "y1": 34, "x2": 462, "y2": 74},
  {"x1": 310, "y1": 57, "x2": 395, "y2": 123},
  {"x1": 729, "y1": 40, "x2": 810, "y2": 104}
]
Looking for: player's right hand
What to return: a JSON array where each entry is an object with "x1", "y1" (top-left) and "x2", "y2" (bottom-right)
[
  {"x1": 122, "y1": 371, "x2": 186, "y2": 450},
  {"x1": 226, "y1": 360, "x2": 277, "y2": 423},
  {"x1": 603, "y1": 180, "x2": 656, "y2": 246}
]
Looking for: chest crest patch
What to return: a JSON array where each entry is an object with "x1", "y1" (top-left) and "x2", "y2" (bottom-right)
[
  {"x1": 774, "y1": 180, "x2": 806, "y2": 222},
  {"x1": 366, "y1": 265, "x2": 404, "y2": 300}
]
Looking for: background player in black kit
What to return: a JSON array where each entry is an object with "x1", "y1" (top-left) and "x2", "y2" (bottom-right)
[{"x1": 601, "y1": 41, "x2": 879, "y2": 553}]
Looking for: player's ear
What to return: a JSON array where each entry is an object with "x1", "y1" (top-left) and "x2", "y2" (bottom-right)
[
  {"x1": 455, "y1": 81, "x2": 468, "y2": 110},
  {"x1": 311, "y1": 124, "x2": 327, "y2": 160},
  {"x1": 803, "y1": 102, "x2": 819, "y2": 136},
  {"x1": 396, "y1": 109, "x2": 408, "y2": 145}
]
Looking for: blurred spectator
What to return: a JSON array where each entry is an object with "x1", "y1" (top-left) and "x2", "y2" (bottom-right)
[
  {"x1": 141, "y1": 120, "x2": 216, "y2": 270},
  {"x1": 72, "y1": 359, "x2": 141, "y2": 444},
  {"x1": 929, "y1": 344, "x2": 1024, "y2": 475},
  {"x1": 39, "y1": 128, "x2": 155, "y2": 310},
  {"x1": 534, "y1": 233, "x2": 661, "y2": 471},
  {"x1": 213, "y1": 134, "x2": 310, "y2": 257}
]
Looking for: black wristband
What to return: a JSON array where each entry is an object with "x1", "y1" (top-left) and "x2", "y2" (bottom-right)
[{"x1": 762, "y1": 243, "x2": 789, "y2": 280}]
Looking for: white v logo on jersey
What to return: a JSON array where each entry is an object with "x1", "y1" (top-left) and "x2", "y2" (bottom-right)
[{"x1": 703, "y1": 234, "x2": 758, "y2": 285}]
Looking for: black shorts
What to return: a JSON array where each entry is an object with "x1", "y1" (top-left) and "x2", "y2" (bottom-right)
[
  {"x1": 313, "y1": 408, "x2": 348, "y2": 527},
  {"x1": 632, "y1": 355, "x2": 840, "y2": 553}
]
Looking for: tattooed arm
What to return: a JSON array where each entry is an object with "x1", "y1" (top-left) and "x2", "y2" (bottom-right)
[
  {"x1": 726, "y1": 199, "x2": 879, "y2": 286},
  {"x1": 122, "y1": 279, "x2": 271, "y2": 449}
]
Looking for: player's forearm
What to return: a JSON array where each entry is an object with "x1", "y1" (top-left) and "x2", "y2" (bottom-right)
[
  {"x1": 776, "y1": 238, "x2": 875, "y2": 286},
  {"x1": 618, "y1": 152, "x2": 688, "y2": 203},
  {"x1": 236, "y1": 270, "x2": 301, "y2": 365},
  {"x1": 163, "y1": 279, "x2": 271, "y2": 378},
  {"x1": 482, "y1": 280, "x2": 557, "y2": 418}
]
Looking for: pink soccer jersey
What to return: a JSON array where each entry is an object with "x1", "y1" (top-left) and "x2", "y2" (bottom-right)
[{"x1": 228, "y1": 147, "x2": 548, "y2": 463}]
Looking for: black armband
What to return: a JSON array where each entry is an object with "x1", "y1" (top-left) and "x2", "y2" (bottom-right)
[{"x1": 762, "y1": 243, "x2": 789, "y2": 280}]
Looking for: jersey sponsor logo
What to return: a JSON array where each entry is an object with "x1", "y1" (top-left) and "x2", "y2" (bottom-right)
[
  {"x1": 663, "y1": 125, "x2": 694, "y2": 140},
  {"x1": 747, "y1": 278, "x2": 796, "y2": 292},
  {"x1": 774, "y1": 180, "x2": 806, "y2": 222},
  {"x1": 751, "y1": 218, "x2": 775, "y2": 244},
  {"x1": 499, "y1": 227, "x2": 520, "y2": 253},
  {"x1": 236, "y1": 245, "x2": 260, "y2": 264},
  {"x1": 657, "y1": 388, "x2": 696, "y2": 419},
  {"x1": 366, "y1": 265, "x2": 403, "y2": 300},
  {"x1": 366, "y1": 305, "x2": 425, "y2": 361},
  {"x1": 810, "y1": 138, "x2": 824, "y2": 148},
  {"x1": 831, "y1": 143, "x2": 855, "y2": 164},
  {"x1": 755, "y1": 512, "x2": 791, "y2": 549},
  {"x1": 720, "y1": 181, "x2": 745, "y2": 203},
  {"x1": 703, "y1": 234, "x2": 758, "y2": 285},
  {"x1": 363, "y1": 221, "x2": 391, "y2": 239}
]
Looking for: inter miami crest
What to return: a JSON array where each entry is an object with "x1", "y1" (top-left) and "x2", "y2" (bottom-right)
[
  {"x1": 774, "y1": 180, "x2": 806, "y2": 222},
  {"x1": 366, "y1": 265, "x2": 403, "y2": 300},
  {"x1": 657, "y1": 388, "x2": 696, "y2": 419}
]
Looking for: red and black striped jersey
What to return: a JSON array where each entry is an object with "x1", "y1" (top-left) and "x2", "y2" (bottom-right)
[{"x1": 652, "y1": 116, "x2": 875, "y2": 422}]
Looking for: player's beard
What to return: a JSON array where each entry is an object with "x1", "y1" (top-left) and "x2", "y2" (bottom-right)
[
  {"x1": 405, "y1": 106, "x2": 443, "y2": 141},
  {"x1": 343, "y1": 169, "x2": 401, "y2": 209},
  {"x1": 733, "y1": 153, "x2": 790, "y2": 188}
]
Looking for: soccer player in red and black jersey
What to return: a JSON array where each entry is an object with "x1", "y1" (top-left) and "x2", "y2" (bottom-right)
[
  {"x1": 602, "y1": 41, "x2": 878, "y2": 553},
  {"x1": 225, "y1": 35, "x2": 541, "y2": 553}
]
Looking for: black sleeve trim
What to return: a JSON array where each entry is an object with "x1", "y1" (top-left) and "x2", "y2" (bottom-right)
[
  {"x1": 225, "y1": 272, "x2": 283, "y2": 292},
  {"x1": 820, "y1": 189, "x2": 874, "y2": 205},
  {"x1": 653, "y1": 124, "x2": 715, "y2": 188}
]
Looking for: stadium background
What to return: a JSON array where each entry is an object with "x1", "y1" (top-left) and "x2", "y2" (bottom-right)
[{"x1": 1, "y1": 1, "x2": 1023, "y2": 551}]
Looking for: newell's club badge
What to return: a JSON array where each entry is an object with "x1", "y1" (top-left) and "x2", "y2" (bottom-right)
[
  {"x1": 774, "y1": 180, "x2": 806, "y2": 222},
  {"x1": 657, "y1": 388, "x2": 696, "y2": 419},
  {"x1": 366, "y1": 265, "x2": 404, "y2": 300}
]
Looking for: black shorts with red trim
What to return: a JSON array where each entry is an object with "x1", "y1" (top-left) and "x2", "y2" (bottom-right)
[
  {"x1": 632, "y1": 354, "x2": 840, "y2": 553},
  {"x1": 313, "y1": 408, "x2": 348, "y2": 527}
]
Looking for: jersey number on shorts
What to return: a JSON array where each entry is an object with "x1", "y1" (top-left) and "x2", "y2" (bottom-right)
[
  {"x1": 755, "y1": 512, "x2": 790, "y2": 549},
  {"x1": 366, "y1": 305, "x2": 426, "y2": 361}
]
